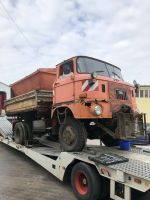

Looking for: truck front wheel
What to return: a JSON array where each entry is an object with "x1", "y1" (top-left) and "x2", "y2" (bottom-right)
[{"x1": 59, "y1": 117, "x2": 86, "y2": 152}]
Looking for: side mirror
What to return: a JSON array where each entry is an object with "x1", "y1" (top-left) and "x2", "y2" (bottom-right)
[
  {"x1": 133, "y1": 80, "x2": 140, "y2": 93},
  {"x1": 91, "y1": 72, "x2": 97, "y2": 79}
]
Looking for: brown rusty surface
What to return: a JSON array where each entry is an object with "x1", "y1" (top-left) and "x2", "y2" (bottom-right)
[
  {"x1": 11, "y1": 68, "x2": 56, "y2": 97},
  {"x1": 0, "y1": 143, "x2": 76, "y2": 200},
  {"x1": 108, "y1": 81, "x2": 132, "y2": 112}
]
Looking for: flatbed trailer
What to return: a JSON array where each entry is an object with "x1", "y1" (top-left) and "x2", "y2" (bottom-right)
[{"x1": 0, "y1": 117, "x2": 150, "y2": 200}]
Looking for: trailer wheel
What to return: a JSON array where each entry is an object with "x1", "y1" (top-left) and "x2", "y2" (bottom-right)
[
  {"x1": 71, "y1": 162, "x2": 102, "y2": 200},
  {"x1": 59, "y1": 117, "x2": 86, "y2": 152},
  {"x1": 132, "y1": 189, "x2": 150, "y2": 200},
  {"x1": 138, "y1": 191, "x2": 150, "y2": 200},
  {"x1": 14, "y1": 122, "x2": 25, "y2": 144}
]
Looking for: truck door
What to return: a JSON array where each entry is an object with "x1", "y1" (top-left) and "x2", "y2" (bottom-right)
[{"x1": 54, "y1": 61, "x2": 74, "y2": 104}]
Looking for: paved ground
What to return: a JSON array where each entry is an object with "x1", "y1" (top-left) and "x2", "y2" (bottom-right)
[{"x1": 0, "y1": 143, "x2": 76, "y2": 200}]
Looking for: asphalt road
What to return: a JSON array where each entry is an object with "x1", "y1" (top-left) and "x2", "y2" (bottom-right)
[{"x1": 0, "y1": 143, "x2": 76, "y2": 200}]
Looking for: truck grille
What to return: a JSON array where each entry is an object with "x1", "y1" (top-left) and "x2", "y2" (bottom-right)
[
  {"x1": 109, "y1": 81, "x2": 132, "y2": 112},
  {"x1": 116, "y1": 89, "x2": 127, "y2": 100}
]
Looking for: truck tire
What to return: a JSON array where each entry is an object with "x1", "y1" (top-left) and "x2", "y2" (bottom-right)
[
  {"x1": 14, "y1": 122, "x2": 25, "y2": 144},
  {"x1": 23, "y1": 122, "x2": 32, "y2": 142},
  {"x1": 59, "y1": 117, "x2": 86, "y2": 152},
  {"x1": 71, "y1": 162, "x2": 103, "y2": 200}
]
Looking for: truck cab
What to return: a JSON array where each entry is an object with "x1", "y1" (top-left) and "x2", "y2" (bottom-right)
[{"x1": 52, "y1": 56, "x2": 144, "y2": 151}]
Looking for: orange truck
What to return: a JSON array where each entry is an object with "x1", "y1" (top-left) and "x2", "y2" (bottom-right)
[{"x1": 5, "y1": 56, "x2": 145, "y2": 151}]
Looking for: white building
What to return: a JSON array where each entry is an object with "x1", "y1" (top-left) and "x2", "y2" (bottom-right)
[{"x1": 0, "y1": 82, "x2": 11, "y2": 115}]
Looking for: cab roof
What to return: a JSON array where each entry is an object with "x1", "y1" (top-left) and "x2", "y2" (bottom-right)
[{"x1": 57, "y1": 55, "x2": 121, "y2": 70}]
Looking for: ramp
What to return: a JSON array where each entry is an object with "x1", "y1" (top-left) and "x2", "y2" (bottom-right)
[{"x1": 0, "y1": 117, "x2": 12, "y2": 138}]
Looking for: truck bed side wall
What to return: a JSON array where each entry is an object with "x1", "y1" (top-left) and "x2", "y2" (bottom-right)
[{"x1": 11, "y1": 69, "x2": 56, "y2": 97}]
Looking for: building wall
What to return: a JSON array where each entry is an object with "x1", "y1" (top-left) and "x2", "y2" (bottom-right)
[
  {"x1": 0, "y1": 82, "x2": 11, "y2": 99},
  {"x1": 136, "y1": 86, "x2": 150, "y2": 132},
  {"x1": 0, "y1": 82, "x2": 11, "y2": 115}
]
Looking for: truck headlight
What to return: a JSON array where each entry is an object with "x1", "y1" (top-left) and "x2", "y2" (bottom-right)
[{"x1": 94, "y1": 105, "x2": 102, "y2": 115}]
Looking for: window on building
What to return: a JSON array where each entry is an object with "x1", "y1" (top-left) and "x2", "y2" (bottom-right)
[
  {"x1": 140, "y1": 90, "x2": 144, "y2": 97},
  {"x1": 136, "y1": 88, "x2": 150, "y2": 98},
  {"x1": 145, "y1": 90, "x2": 148, "y2": 98}
]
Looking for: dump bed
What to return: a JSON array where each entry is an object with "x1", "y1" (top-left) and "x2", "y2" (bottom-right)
[
  {"x1": 11, "y1": 68, "x2": 56, "y2": 97},
  {"x1": 5, "y1": 90, "x2": 53, "y2": 116}
]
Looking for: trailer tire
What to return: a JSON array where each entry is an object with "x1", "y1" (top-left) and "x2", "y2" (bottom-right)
[
  {"x1": 14, "y1": 122, "x2": 25, "y2": 144},
  {"x1": 59, "y1": 117, "x2": 86, "y2": 152},
  {"x1": 139, "y1": 191, "x2": 150, "y2": 200},
  {"x1": 132, "y1": 190, "x2": 150, "y2": 200},
  {"x1": 71, "y1": 162, "x2": 102, "y2": 200}
]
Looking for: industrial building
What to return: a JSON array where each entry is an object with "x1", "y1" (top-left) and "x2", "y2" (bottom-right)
[
  {"x1": 136, "y1": 85, "x2": 150, "y2": 132},
  {"x1": 0, "y1": 82, "x2": 11, "y2": 115}
]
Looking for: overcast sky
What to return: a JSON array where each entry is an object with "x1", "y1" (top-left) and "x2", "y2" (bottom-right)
[{"x1": 0, "y1": 0, "x2": 150, "y2": 85}]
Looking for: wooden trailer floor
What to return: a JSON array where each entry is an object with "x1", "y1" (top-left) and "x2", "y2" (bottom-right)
[{"x1": 0, "y1": 143, "x2": 76, "y2": 200}]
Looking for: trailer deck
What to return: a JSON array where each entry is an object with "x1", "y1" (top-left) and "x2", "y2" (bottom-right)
[{"x1": 0, "y1": 116, "x2": 150, "y2": 200}]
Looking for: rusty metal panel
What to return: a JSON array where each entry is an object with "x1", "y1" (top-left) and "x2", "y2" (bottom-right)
[
  {"x1": 109, "y1": 81, "x2": 132, "y2": 112},
  {"x1": 11, "y1": 68, "x2": 56, "y2": 97}
]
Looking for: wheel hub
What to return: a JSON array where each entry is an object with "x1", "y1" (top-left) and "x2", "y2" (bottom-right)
[
  {"x1": 63, "y1": 125, "x2": 76, "y2": 145},
  {"x1": 82, "y1": 178, "x2": 87, "y2": 185},
  {"x1": 74, "y1": 171, "x2": 88, "y2": 195}
]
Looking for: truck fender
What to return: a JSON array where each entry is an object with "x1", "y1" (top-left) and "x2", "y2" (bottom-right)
[{"x1": 51, "y1": 106, "x2": 74, "y2": 123}]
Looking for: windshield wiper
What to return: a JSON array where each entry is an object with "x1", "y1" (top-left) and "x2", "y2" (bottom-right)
[{"x1": 94, "y1": 70, "x2": 105, "y2": 73}]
